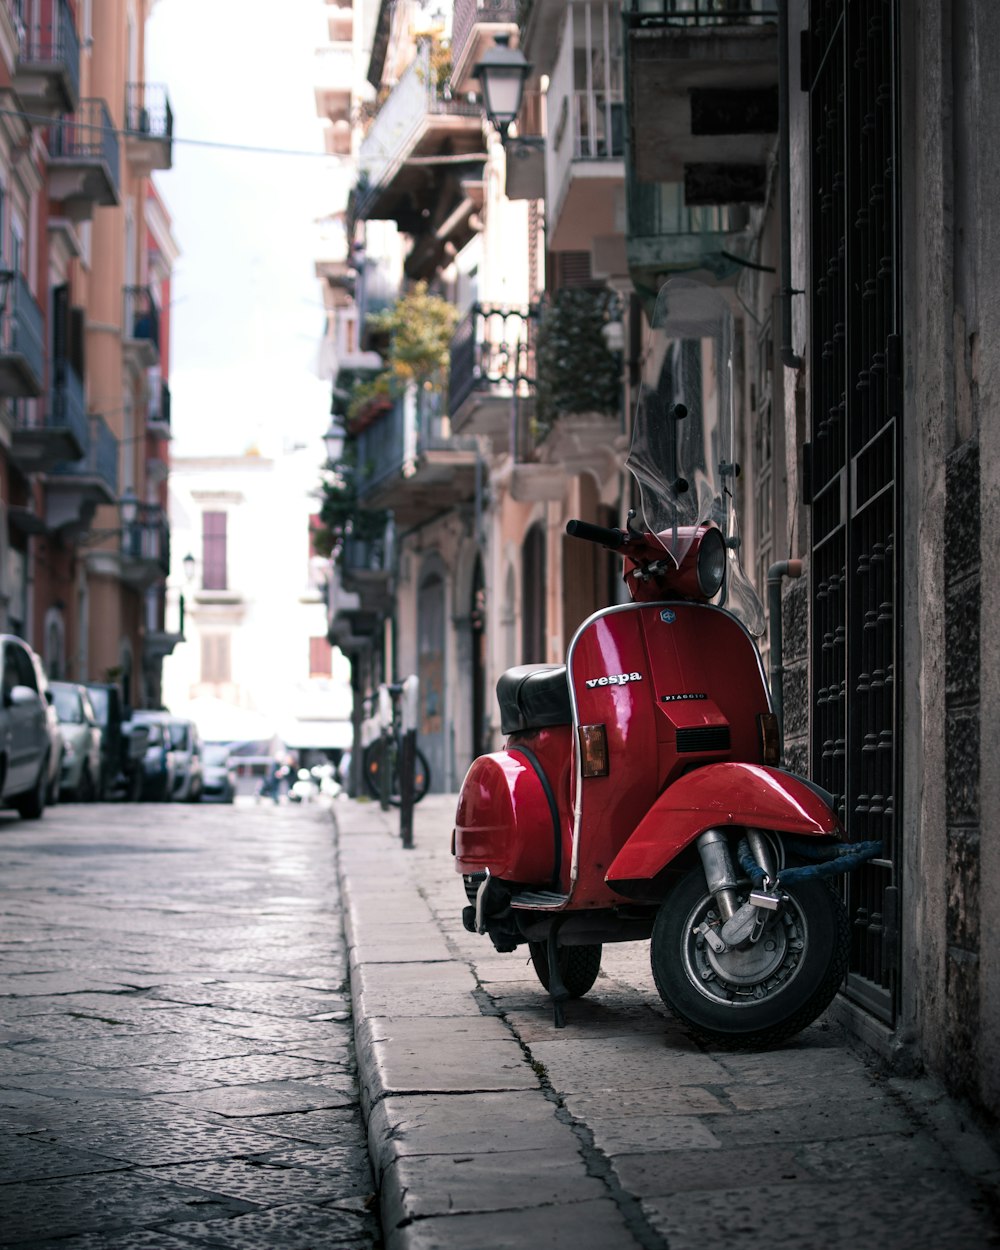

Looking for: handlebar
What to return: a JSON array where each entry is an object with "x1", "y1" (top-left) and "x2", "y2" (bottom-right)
[{"x1": 565, "y1": 519, "x2": 627, "y2": 549}]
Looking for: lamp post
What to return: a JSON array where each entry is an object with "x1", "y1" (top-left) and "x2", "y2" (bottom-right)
[
  {"x1": 179, "y1": 552, "x2": 195, "y2": 638},
  {"x1": 322, "y1": 420, "x2": 343, "y2": 465},
  {"x1": 473, "y1": 35, "x2": 532, "y2": 141}
]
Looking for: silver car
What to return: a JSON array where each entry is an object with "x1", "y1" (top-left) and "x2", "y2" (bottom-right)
[
  {"x1": 131, "y1": 712, "x2": 203, "y2": 802},
  {"x1": 49, "y1": 681, "x2": 103, "y2": 801},
  {"x1": 0, "y1": 634, "x2": 53, "y2": 819}
]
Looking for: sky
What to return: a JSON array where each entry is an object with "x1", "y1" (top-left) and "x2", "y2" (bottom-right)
[{"x1": 145, "y1": 0, "x2": 343, "y2": 461}]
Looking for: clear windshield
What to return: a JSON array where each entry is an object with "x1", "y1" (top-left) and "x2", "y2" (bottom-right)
[{"x1": 626, "y1": 279, "x2": 765, "y2": 635}]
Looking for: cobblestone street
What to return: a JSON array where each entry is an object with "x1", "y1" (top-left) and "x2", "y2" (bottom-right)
[{"x1": 0, "y1": 797, "x2": 380, "y2": 1249}]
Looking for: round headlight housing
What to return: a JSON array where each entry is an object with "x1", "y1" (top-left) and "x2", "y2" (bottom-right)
[{"x1": 696, "y1": 527, "x2": 726, "y2": 598}]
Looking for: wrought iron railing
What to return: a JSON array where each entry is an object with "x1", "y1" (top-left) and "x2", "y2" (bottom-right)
[
  {"x1": 50, "y1": 413, "x2": 118, "y2": 497},
  {"x1": 49, "y1": 98, "x2": 121, "y2": 198},
  {"x1": 356, "y1": 388, "x2": 474, "y2": 499},
  {"x1": 449, "y1": 305, "x2": 535, "y2": 416},
  {"x1": 123, "y1": 285, "x2": 160, "y2": 353},
  {"x1": 49, "y1": 358, "x2": 86, "y2": 445},
  {"x1": 148, "y1": 379, "x2": 170, "y2": 427},
  {"x1": 125, "y1": 82, "x2": 173, "y2": 143},
  {"x1": 625, "y1": 0, "x2": 777, "y2": 25},
  {"x1": 0, "y1": 270, "x2": 45, "y2": 382},
  {"x1": 12, "y1": 0, "x2": 81, "y2": 103},
  {"x1": 121, "y1": 502, "x2": 169, "y2": 572},
  {"x1": 340, "y1": 533, "x2": 392, "y2": 577}
]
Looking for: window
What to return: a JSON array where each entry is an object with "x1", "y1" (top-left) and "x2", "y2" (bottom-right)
[
  {"x1": 309, "y1": 636, "x2": 333, "y2": 678},
  {"x1": 201, "y1": 511, "x2": 228, "y2": 590},
  {"x1": 200, "y1": 633, "x2": 231, "y2": 684}
]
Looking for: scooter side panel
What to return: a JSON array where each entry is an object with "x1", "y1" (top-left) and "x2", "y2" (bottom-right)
[
  {"x1": 568, "y1": 608, "x2": 663, "y2": 906},
  {"x1": 604, "y1": 762, "x2": 844, "y2": 889},
  {"x1": 454, "y1": 748, "x2": 562, "y2": 883}
]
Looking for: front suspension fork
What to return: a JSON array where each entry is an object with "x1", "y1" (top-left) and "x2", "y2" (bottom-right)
[{"x1": 695, "y1": 828, "x2": 780, "y2": 950}]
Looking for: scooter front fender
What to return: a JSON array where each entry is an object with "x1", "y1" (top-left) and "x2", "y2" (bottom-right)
[{"x1": 605, "y1": 763, "x2": 843, "y2": 892}]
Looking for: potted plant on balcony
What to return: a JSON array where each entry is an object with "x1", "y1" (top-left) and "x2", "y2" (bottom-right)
[
  {"x1": 534, "y1": 288, "x2": 622, "y2": 442},
  {"x1": 369, "y1": 280, "x2": 459, "y2": 392}
]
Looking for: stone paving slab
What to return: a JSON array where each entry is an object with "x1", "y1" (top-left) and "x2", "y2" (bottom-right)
[{"x1": 336, "y1": 794, "x2": 1000, "y2": 1250}]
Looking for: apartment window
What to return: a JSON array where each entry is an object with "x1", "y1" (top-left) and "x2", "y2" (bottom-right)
[
  {"x1": 201, "y1": 511, "x2": 227, "y2": 590},
  {"x1": 200, "y1": 633, "x2": 231, "y2": 684},
  {"x1": 309, "y1": 636, "x2": 333, "y2": 678}
]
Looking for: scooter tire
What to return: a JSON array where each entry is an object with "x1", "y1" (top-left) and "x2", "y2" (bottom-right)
[
  {"x1": 650, "y1": 863, "x2": 850, "y2": 1049},
  {"x1": 528, "y1": 941, "x2": 602, "y2": 999}
]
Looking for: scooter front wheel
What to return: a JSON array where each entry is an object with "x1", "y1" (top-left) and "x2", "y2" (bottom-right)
[
  {"x1": 650, "y1": 863, "x2": 849, "y2": 1049},
  {"x1": 528, "y1": 941, "x2": 602, "y2": 999}
]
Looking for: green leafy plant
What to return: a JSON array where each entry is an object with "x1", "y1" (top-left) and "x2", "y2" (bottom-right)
[
  {"x1": 369, "y1": 280, "x2": 459, "y2": 390},
  {"x1": 534, "y1": 289, "x2": 622, "y2": 433}
]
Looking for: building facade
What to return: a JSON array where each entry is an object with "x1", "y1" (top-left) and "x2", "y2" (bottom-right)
[
  {"x1": 161, "y1": 448, "x2": 353, "y2": 758},
  {"x1": 317, "y1": 0, "x2": 1000, "y2": 1121},
  {"x1": 0, "y1": 0, "x2": 176, "y2": 707}
]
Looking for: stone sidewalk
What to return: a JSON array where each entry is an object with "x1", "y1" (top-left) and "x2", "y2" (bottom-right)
[{"x1": 335, "y1": 793, "x2": 1000, "y2": 1250}]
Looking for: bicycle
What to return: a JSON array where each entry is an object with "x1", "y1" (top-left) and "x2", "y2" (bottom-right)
[{"x1": 363, "y1": 734, "x2": 431, "y2": 806}]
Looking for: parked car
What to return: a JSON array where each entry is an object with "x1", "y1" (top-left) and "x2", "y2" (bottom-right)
[
  {"x1": 131, "y1": 713, "x2": 202, "y2": 802},
  {"x1": 49, "y1": 681, "x2": 102, "y2": 801},
  {"x1": 130, "y1": 718, "x2": 176, "y2": 802},
  {"x1": 0, "y1": 634, "x2": 53, "y2": 819},
  {"x1": 43, "y1": 687, "x2": 64, "y2": 806},
  {"x1": 201, "y1": 741, "x2": 237, "y2": 803},
  {"x1": 85, "y1": 683, "x2": 148, "y2": 801}
]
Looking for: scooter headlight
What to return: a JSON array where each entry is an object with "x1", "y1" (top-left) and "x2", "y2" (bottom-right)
[{"x1": 696, "y1": 527, "x2": 726, "y2": 598}]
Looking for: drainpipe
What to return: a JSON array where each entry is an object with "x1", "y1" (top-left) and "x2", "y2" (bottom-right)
[
  {"x1": 778, "y1": 0, "x2": 803, "y2": 370},
  {"x1": 767, "y1": 559, "x2": 803, "y2": 760}
]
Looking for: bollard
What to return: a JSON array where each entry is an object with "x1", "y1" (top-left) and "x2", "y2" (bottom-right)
[{"x1": 399, "y1": 674, "x2": 420, "y2": 849}]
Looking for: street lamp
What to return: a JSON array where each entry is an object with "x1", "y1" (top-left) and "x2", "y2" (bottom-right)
[
  {"x1": 182, "y1": 551, "x2": 196, "y2": 583},
  {"x1": 473, "y1": 35, "x2": 532, "y2": 141},
  {"x1": 119, "y1": 487, "x2": 139, "y2": 528},
  {"x1": 322, "y1": 420, "x2": 343, "y2": 465}
]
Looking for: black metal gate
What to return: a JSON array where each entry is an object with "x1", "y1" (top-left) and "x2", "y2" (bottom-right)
[{"x1": 805, "y1": 0, "x2": 901, "y2": 1023}]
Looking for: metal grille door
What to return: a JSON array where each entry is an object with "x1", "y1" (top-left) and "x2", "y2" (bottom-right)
[{"x1": 805, "y1": 0, "x2": 900, "y2": 1022}]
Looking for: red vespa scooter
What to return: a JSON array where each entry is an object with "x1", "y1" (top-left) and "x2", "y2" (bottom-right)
[{"x1": 454, "y1": 280, "x2": 871, "y2": 1048}]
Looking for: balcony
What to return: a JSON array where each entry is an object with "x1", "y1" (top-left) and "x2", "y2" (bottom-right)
[
  {"x1": 451, "y1": 0, "x2": 519, "y2": 94},
  {"x1": 116, "y1": 503, "x2": 170, "y2": 589},
  {"x1": 44, "y1": 413, "x2": 118, "y2": 531},
  {"x1": 9, "y1": 359, "x2": 86, "y2": 470},
  {"x1": 626, "y1": 171, "x2": 753, "y2": 284},
  {"x1": 10, "y1": 0, "x2": 80, "y2": 117},
  {"x1": 48, "y1": 98, "x2": 121, "y2": 220},
  {"x1": 625, "y1": 0, "x2": 778, "y2": 207},
  {"x1": 539, "y1": 2, "x2": 624, "y2": 252},
  {"x1": 124, "y1": 83, "x2": 173, "y2": 172},
  {"x1": 147, "y1": 378, "x2": 170, "y2": 437},
  {"x1": 355, "y1": 387, "x2": 478, "y2": 528},
  {"x1": 0, "y1": 271, "x2": 45, "y2": 397},
  {"x1": 354, "y1": 40, "x2": 485, "y2": 278},
  {"x1": 123, "y1": 285, "x2": 160, "y2": 369},
  {"x1": 449, "y1": 304, "x2": 534, "y2": 444}
]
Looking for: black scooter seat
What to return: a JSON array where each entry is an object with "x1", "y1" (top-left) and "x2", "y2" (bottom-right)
[{"x1": 497, "y1": 664, "x2": 571, "y2": 735}]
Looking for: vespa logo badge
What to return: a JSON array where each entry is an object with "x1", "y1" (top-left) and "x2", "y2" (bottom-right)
[
  {"x1": 660, "y1": 609, "x2": 676, "y2": 623},
  {"x1": 585, "y1": 672, "x2": 643, "y2": 689}
]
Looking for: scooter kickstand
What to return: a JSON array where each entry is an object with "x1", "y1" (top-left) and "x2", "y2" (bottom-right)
[{"x1": 546, "y1": 927, "x2": 569, "y2": 1029}]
